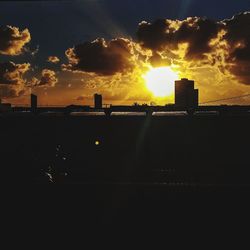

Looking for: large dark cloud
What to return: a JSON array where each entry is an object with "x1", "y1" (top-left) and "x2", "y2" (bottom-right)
[
  {"x1": 0, "y1": 25, "x2": 31, "y2": 56},
  {"x1": 223, "y1": 12, "x2": 250, "y2": 84},
  {"x1": 0, "y1": 61, "x2": 30, "y2": 97},
  {"x1": 137, "y1": 12, "x2": 250, "y2": 85},
  {"x1": 137, "y1": 17, "x2": 222, "y2": 60},
  {"x1": 64, "y1": 38, "x2": 135, "y2": 75},
  {"x1": 137, "y1": 19, "x2": 172, "y2": 51},
  {"x1": 62, "y1": 12, "x2": 250, "y2": 87}
]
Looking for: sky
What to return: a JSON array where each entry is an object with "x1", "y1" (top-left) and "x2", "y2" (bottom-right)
[{"x1": 0, "y1": 0, "x2": 250, "y2": 106}]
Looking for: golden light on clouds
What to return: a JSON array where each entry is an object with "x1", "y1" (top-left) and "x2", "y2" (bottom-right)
[
  {"x1": 2, "y1": 12, "x2": 250, "y2": 106},
  {"x1": 143, "y1": 66, "x2": 179, "y2": 98}
]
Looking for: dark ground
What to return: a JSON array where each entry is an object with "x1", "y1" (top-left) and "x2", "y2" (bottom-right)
[
  {"x1": 1, "y1": 114, "x2": 249, "y2": 184},
  {"x1": 1, "y1": 114, "x2": 250, "y2": 229}
]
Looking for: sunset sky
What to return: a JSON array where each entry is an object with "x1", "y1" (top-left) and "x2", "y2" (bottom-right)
[{"x1": 0, "y1": 0, "x2": 250, "y2": 106}]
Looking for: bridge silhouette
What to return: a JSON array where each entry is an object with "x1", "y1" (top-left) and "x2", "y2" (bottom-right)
[
  {"x1": 200, "y1": 94, "x2": 250, "y2": 105},
  {"x1": 9, "y1": 93, "x2": 250, "y2": 108}
]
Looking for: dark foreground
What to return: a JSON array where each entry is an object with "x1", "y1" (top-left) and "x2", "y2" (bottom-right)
[
  {"x1": 0, "y1": 116, "x2": 250, "y2": 224},
  {"x1": 1, "y1": 114, "x2": 250, "y2": 229},
  {"x1": 1, "y1": 114, "x2": 249, "y2": 185}
]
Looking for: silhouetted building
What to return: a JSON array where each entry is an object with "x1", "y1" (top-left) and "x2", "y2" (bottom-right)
[
  {"x1": 0, "y1": 102, "x2": 11, "y2": 112},
  {"x1": 31, "y1": 94, "x2": 37, "y2": 112},
  {"x1": 175, "y1": 78, "x2": 199, "y2": 108},
  {"x1": 0, "y1": 97, "x2": 12, "y2": 112},
  {"x1": 94, "y1": 94, "x2": 102, "y2": 109}
]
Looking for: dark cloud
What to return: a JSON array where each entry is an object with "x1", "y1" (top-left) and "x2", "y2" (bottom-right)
[
  {"x1": 62, "y1": 12, "x2": 250, "y2": 86},
  {"x1": 176, "y1": 17, "x2": 222, "y2": 60},
  {"x1": 30, "y1": 69, "x2": 58, "y2": 87},
  {"x1": 137, "y1": 17, "x2": 222, "y2": 60},
  {"x1": 149, "y1": 52, "x2": 171, "y2": 67},
  {"x1": 137, "y1": 12, "x2": 250, "y2": 85},
  {"x1": 0, "y1": 61, "x2": 30, "y2": 98},
  {"x1": 0, "y1": 25, "x2": 31, "y2": 56},
  {"x1": 0, "y1": 61, "x2": 30, "y2": 85},
  {"x1": 223, "y1": 12, "x2": 250, "y2": 84},
  {"x1": 0, "y1": 84, "x2": 28, "y2": 98},
  {"x1": 64, "y1": 38, "x2": 135, "y2": 75},
  {"x1": 137, "y1": 19, "x2": 171, "y2": 51}
]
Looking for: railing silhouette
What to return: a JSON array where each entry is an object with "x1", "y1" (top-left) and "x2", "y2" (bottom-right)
[{"x1": 200, "y1": 94, "x2": 250, "y2": 105}]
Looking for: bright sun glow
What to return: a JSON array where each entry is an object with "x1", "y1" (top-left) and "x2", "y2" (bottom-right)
[{"x1": 143, "y1": 67, "x2": 179, "y2": 98}]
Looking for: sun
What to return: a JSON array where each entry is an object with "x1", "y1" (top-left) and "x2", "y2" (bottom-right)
[{"x1": 143, "y1": 66, "x2": 179, "y2": 98}]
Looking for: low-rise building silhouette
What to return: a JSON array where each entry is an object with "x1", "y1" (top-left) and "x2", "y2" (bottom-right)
[
  {"x1": 0, "y1": 99, "x2": 11, "y2": 112},
  {"x1": 31, "y1": 94, "x2": 37, "y2": 112},
  {"x1": 94, "y1": 94, "x2": 102, "y2": 109},
  {"x1": 175, "y1": 78, "x2": 199, "y2": 108}
]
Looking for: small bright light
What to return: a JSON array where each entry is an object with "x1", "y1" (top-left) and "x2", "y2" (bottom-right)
[
  {"x1": 95, "y1": 140, "x2": 100, "y2": 146},
  {"x1": 143, "y1": 67, "x2": 179, "y2": 98}
]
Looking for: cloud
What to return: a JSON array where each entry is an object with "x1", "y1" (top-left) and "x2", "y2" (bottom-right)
[
  {"x1": 137, "y1": 17, "x2": 222, "y2": 60},
  {"x1": 76, "y1": 95, "x2": 84, "y2": 101},
  {"x1": 0, "y1": 84, "x2": 29, "y2": 98},
  {"x1": 40, "y1": 69, "x2": 58, "y2": 87},
  {"x1": 63, "y1": 38, "x2": 136, "y2": 75},
  {"x1": 0, "y1": 61, "x2": 31, "y2": 98},
  {"x1": 30, "y1": 69, "x2": 58, "y2": 88},
  {"x1": 136, "y1": 12, "x2": 250, "y2": 85},
  {"x1": 12, "y1": 11, "x2": 247, "y2": 105},
  {"x1": 0, "y1": 61, "x2": 30, "y2": 85},
  {"x1": 0, "y1": 25, "x2": 31, "y2": 56},
  {"x1": 47, "y1": 56, "x2": 60, "y2": 64},
  {"x1": 149, "y1": 52, "x2": 171, "y2": 67},
  {"x1": 222, "y1": 12, "x2": 250, "y2": 84}
]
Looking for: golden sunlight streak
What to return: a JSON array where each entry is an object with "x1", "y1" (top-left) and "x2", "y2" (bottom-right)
[{"x1": 143, "y1": 66, "x2": 179, "y2": 98}]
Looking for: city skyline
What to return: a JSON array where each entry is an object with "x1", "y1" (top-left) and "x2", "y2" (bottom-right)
[{"x1": 0, "y1": 0, "x2": 250, "y2": 106}]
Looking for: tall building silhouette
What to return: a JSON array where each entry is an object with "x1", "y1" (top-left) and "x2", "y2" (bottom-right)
[
  {"x1": 94, "y1": 94, "x2": 102, "y2": 109},
  {"x1": 31, "y1": 94, "x2": 37, "y2": 112},
  {"x1": 175, "y1": 78, "x2": 199, "y2": 108}
]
